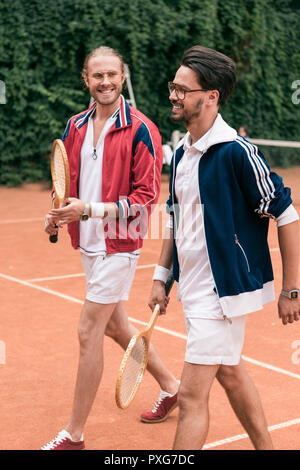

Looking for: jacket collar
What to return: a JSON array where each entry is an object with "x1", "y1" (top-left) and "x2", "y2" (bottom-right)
[
  {"x1": 182, "y1": 113, "x2": 237, "y2": 154},
  {"x1": 74, "y1": 101, "x2": 97, "y2": 130},
  {"x1": 74, "y1": 95, "x2": 132, "y2": 132},
  {"x1": 115, "y1": 95, "x2": 132, "y2": 128}
]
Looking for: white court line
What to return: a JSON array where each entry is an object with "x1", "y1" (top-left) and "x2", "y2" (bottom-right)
[
  {"x1": 27, "y1": 273, "x2": 85, "y2": 282},
  {"x1": 2, "y1": 270, "x2": 300, "y2": 449},
  {"x1": 241, "y1": 355, "x2": 300, "y2": 380},
  {"x1": 26, "y1": 263, "x2": 156, "y2": 282},
  {"x1": 203, "y1": 417, "x2": 300, "y2": 449},
  {"x1": 131, "y1": 318, "x2": 188, "y2": 340},
  {"x1": 131, "y1": 321, "x2": 300, "y2": 380},
  {"x1": 2, "y1": 271, "x2": 300, "y2": 381},
  {"x1": 26, "y1": 252, "x2": 279, "y2": 282},
  {"x1": 0, "y1": 272, "x2": 187, "y2": 340},
  {"x1": 0, "y1": 272, "x2": 84, "y2": 305},
  {"x1": 0, "y1": 217, "x2": 44, "y2": 224},
  {"x1": 136, "y1": 263, "x2": 156, "y2": 270}
]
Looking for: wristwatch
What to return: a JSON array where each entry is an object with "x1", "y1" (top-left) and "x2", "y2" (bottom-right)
[
  {"x1": 80, "y1": 203, "x2": 90, "y2": 221},
  {"x1": 280, "y1": 289, "x2": 300, "y2": 300}
]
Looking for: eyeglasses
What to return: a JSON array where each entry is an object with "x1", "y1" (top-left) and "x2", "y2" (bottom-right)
[
  {"x1": 91, "y1": 71, "x2": 121, "y2": 82},
  {"x1": 168, "y1": 81, "x2": 210, "y2": 100}
]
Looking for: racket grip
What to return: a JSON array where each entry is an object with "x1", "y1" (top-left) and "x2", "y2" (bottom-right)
[
  {"x1": 49, "y1": 233, "x2": 58, "y2": 243},
  {"x1": 49, "y1": 224, "x2": 58, "y2": 243}
]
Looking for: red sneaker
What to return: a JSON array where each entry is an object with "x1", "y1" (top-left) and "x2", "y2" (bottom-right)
[
  {"x1": 41, "y1": 430, "x2": 85, "y2": 450},
  {"x1": 140, "y1": 388, "x2": 178, "y2": 423}
]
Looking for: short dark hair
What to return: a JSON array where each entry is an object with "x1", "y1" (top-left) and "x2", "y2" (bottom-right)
[{"x1": 181, "y1": 46, "x2": 236, "y2": 106}]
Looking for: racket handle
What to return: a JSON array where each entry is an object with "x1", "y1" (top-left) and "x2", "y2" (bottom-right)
[
  {"x1": 49, "y1": 224, "x2": 58, "y2": 243},
  {"x1": 49, "y1": 233, "x2": 58, "y2": 243}
]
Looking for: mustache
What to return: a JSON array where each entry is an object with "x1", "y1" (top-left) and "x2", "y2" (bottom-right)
[{"x1": 170, "y1": 100, "x2": 184, "y2": 109}]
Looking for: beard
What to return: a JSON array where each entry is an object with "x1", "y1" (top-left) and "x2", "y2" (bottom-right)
[
  {"x1": 170, "y1": 112, "x2": 185, "y2": 123},
  {"x1": 170, "y1": 97, "x2": 204, "y2": 124}
]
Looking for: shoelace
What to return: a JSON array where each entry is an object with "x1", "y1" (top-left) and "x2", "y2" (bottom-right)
[
  {"x1": 152, "y1": 390, "x2": 172, "y2": 413},
  {"x1": 41, "y1": 431, "x2": 68, "y2": 450}
]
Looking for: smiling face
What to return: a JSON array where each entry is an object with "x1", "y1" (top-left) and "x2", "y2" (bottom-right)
[
  {"x1": 169, "y1": 65, "x2": 208, "y2": 125},
  {"x1": 83, "y1": 54, "x2": 125, "y2": 109}
]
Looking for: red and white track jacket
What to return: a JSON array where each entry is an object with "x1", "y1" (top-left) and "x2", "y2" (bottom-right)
[{"x1": 61, "y1": 96, "x2": 163, "y2": 253}]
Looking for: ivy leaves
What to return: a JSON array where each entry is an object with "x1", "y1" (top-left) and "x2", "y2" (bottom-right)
[{"x1": 0, "y1": 0, "x2": 299, "y2": 185}]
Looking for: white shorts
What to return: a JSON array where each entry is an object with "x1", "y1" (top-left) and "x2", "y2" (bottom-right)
[
  {"x1": 184, "y1": 315, "x2": 247, "y2": 365},
  {"x1": 80, "y1": 253, "x2": 138, "y2": 304}
]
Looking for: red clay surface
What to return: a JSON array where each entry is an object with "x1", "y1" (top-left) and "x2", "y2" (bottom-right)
[{"x1": 0, "y1": 168, "x2": 300, "y2": 451}]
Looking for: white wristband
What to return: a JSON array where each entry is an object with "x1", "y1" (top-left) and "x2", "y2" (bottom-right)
[
  {"x1": 90, "y1": 202, "x2": 105, "y2": 218},
  {"x1": 276, "y1": 204, "x2": 299, "y2": 227},
  {"x1": 153, "y1": 265, "x2": 170, "y2": 283}
]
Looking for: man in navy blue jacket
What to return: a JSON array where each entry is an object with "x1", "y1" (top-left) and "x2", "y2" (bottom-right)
[{"x1": 147, "y1": 45, "x2": 300, "y2": 450}]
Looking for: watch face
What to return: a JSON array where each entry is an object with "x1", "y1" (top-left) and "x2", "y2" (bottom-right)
[
  {"x1": 291, "y1": 291, "x2": 298, "y2": 299},
  {"x1": 81, "y1": 214, "x2": 89, "y2": 221}
]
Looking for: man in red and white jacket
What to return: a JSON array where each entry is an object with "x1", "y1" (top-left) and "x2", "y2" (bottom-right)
[{"x1": 43, "y1": 46, "x2": 179, "y2": 450}]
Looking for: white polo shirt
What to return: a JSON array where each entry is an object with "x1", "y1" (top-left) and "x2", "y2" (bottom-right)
[{"x1": 174, "y1": 128, "x2": 224, "y2": 319}]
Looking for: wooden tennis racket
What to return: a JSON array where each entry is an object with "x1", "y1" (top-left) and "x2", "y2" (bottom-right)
[
  {"x1": 115, "y1": 269, "x2": 175, "y2": 409},
  {"x1": 49, "y1": 139, "x2": 70, "y2": 243}
]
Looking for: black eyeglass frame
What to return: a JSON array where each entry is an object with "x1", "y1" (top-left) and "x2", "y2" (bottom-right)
[{"x1": 168, "y1": 81, "x2": 210, "y2": 100}]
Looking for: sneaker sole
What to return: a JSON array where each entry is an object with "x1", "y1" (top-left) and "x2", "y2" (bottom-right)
[{"x1": 140, "y1": 403, "x2": 178, "y2": 423}]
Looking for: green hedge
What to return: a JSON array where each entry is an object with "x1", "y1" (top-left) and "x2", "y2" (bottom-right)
[{"x1": 0, "y1": 0, "x2": 299, "y2": 185}]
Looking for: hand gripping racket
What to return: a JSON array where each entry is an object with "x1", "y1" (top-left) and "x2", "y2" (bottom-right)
[
  {"x1": 115, "y1": 269, "x2": 175, "y2": 409},
  {"x1": 49, "y1": 139, "x2": 70, "y2": 243}
]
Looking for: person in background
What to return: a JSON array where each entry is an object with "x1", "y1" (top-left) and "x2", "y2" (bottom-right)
[{"x1": 238, "y1": 125, "x2": 249, "y2": 139}]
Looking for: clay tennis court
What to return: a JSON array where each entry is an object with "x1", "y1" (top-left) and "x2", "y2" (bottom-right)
[{"x1": 1, "y1": 168, "x2": 300, "y2": 451}]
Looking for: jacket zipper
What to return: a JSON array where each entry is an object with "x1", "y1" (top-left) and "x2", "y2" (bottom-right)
[
  {"x1": 235, "y1": 234, "x2": 250, "y2": 272},
  {"x1": 223, "y1": 315, "x2": 232, "y2": 324}
]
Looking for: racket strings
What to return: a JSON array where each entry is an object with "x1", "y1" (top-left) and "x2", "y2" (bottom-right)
[
  {"x1": 53, "y1": 146, "x2": 66, "y2": 198},
  {"x1": 120, "y1": 336, "x2": 147, "y2": 406}
]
